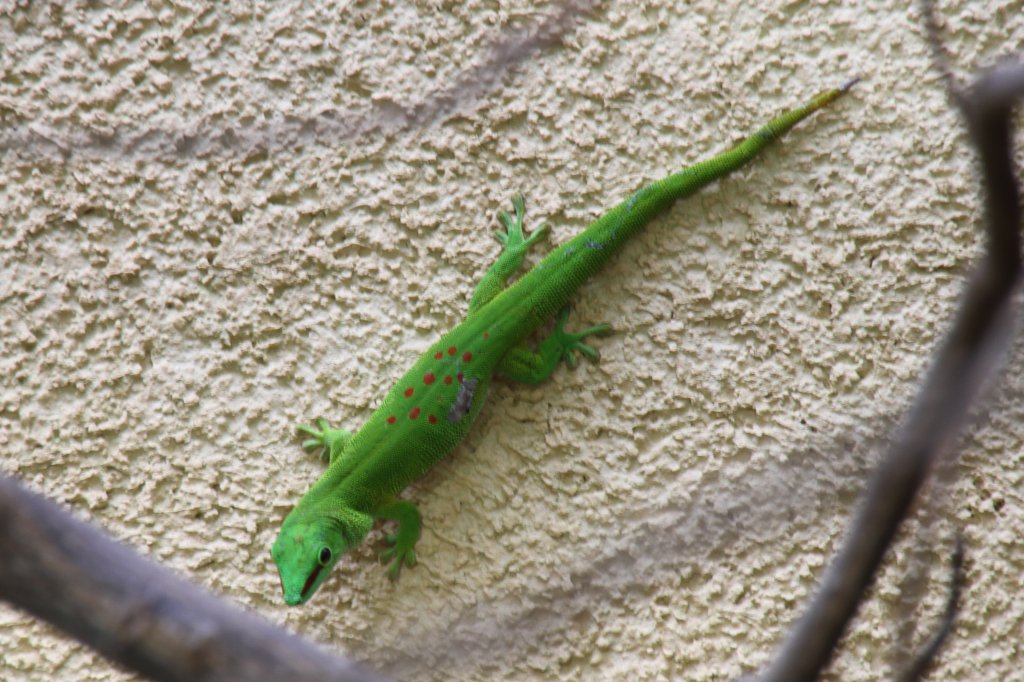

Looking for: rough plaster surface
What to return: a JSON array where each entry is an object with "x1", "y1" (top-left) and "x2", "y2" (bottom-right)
[{"x1": 1, "y1": 1, "x2": 1023, "y2": 680}]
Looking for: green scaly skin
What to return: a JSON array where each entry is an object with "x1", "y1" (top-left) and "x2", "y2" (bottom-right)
[{"x1": 271, "y1": 81, "x2": 856, "y2": 605}]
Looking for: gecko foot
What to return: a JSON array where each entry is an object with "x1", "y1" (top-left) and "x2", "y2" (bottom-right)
[
  {"x1": 296, "y1": 418, "x2": 353, "y2": 465},
  {"x1": 380, "y1": 533, "x2": 418, "y2": 581},
  {"x1": 496, "y1": 193, "x2": 549, "y2": 256},
  {"x1": 553, "y1": 307, "x2": 612, "y2": 369}
]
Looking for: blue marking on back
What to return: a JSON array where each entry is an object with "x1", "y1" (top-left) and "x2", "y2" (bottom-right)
[{"x1": 447, "y1": 377, "x2": 480, "y2": 422}]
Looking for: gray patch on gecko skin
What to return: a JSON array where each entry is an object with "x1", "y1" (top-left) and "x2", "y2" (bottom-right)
[
  {"x1": 447, "y1": 377, "x2": 480, "y2": 422},
  {"x1": 611, "y1": 191, "x2": 642, "y2": 240},
  {"x1": 585, "y1": 238, "x2": 605, "y2": 250}
]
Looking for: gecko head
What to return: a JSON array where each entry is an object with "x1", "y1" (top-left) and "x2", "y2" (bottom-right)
[{"x1": 271, "y1": 509, "x2": 373, "y2": 606}]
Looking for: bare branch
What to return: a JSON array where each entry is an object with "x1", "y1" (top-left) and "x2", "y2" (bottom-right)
[
  {"x1": 0, "y1": 0, "x2": 599, "y2": 161},
  {"x1": 0, "y1": 474, "x2": 388, "y2": 682},
  {"x1": 751, "y1": 17, "x2": 1024, "y2": 682}
]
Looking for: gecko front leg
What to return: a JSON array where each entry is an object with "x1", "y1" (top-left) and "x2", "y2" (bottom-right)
[{"x1": 374, "y1": 498, "x2": 422, "y2": 580}]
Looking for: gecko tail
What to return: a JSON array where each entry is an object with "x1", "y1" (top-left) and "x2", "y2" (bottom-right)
[{"x1": 839, "y1": 75, "x2": 862, "y2": 92}]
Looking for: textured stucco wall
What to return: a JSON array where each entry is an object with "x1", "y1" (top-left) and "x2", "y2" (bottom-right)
[{"x1": 2, "y1": 1, "x2": 1023, "y2": 680}]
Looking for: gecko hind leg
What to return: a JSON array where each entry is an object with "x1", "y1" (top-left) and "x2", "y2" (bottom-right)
[
  {"x1": 297, "y1": 418, "x2": 353, "y2": 465},
  {"x1": 468, "y1": 194, "x2": 550, "y2": 313},
  {"x1": 497, "y1": 307, "x2": 612, "y2": 384}
]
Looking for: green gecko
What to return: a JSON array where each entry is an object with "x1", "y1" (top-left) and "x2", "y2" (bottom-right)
[{"x1": 271, "y1": 80, "x2": 856, "y2": 605}]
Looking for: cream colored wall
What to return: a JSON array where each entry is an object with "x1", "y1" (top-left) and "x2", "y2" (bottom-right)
[{"x1": 2, "y1": 1, "x2": 1022, "y2": 680}]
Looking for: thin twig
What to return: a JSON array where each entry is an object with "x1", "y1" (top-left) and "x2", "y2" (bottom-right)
[
  {"x1": 919, "y1": 0, "x2": 964, "y2": 104},
  {"x1": 900, "y1": 532, "x2": 966, "y2": 682}
]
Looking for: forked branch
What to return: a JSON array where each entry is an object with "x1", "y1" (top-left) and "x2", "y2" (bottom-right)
[{"x1": 751, "y1": 4, "x2": 1024, "y2": 680}]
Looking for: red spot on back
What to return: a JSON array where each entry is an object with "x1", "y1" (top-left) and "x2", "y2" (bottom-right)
[
  {"x1": 483, "y1": 331, "x2": 490, "y2": 339},
  {"x1": 428, "y1": 414, "x2": 437, "y2": 424},
  {"x1": 409, "y1": 407, "x2": 421, "y2": 420},
  {"x1": 434, "y1": 351, "x2": 443, "y2": 360},
  {"x1": 462, "y1": 351, "x2": 473, "y2": 362},
  {"x1": 387, "y1": 415, "x2": 397, "y2": 424},
  {"x1": 447, "y1": 346, "x2": 457, "y2": 356},
  {"x1": 443, "y1": 375, "x2": 453, "y2": 385},
  {"x1": 424, "y1": 372, "x2": 435, "y2": 385},
  {"x1": 404, "y1": 387, "x2": 414, "y2": 398},
  {"x1": 457, "y1": 372, "x2": 464, "y2": 383}
]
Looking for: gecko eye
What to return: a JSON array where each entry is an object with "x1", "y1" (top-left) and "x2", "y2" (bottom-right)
[{"x1": 318, "y1": 547, "x2": 332, "y2": 566}]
